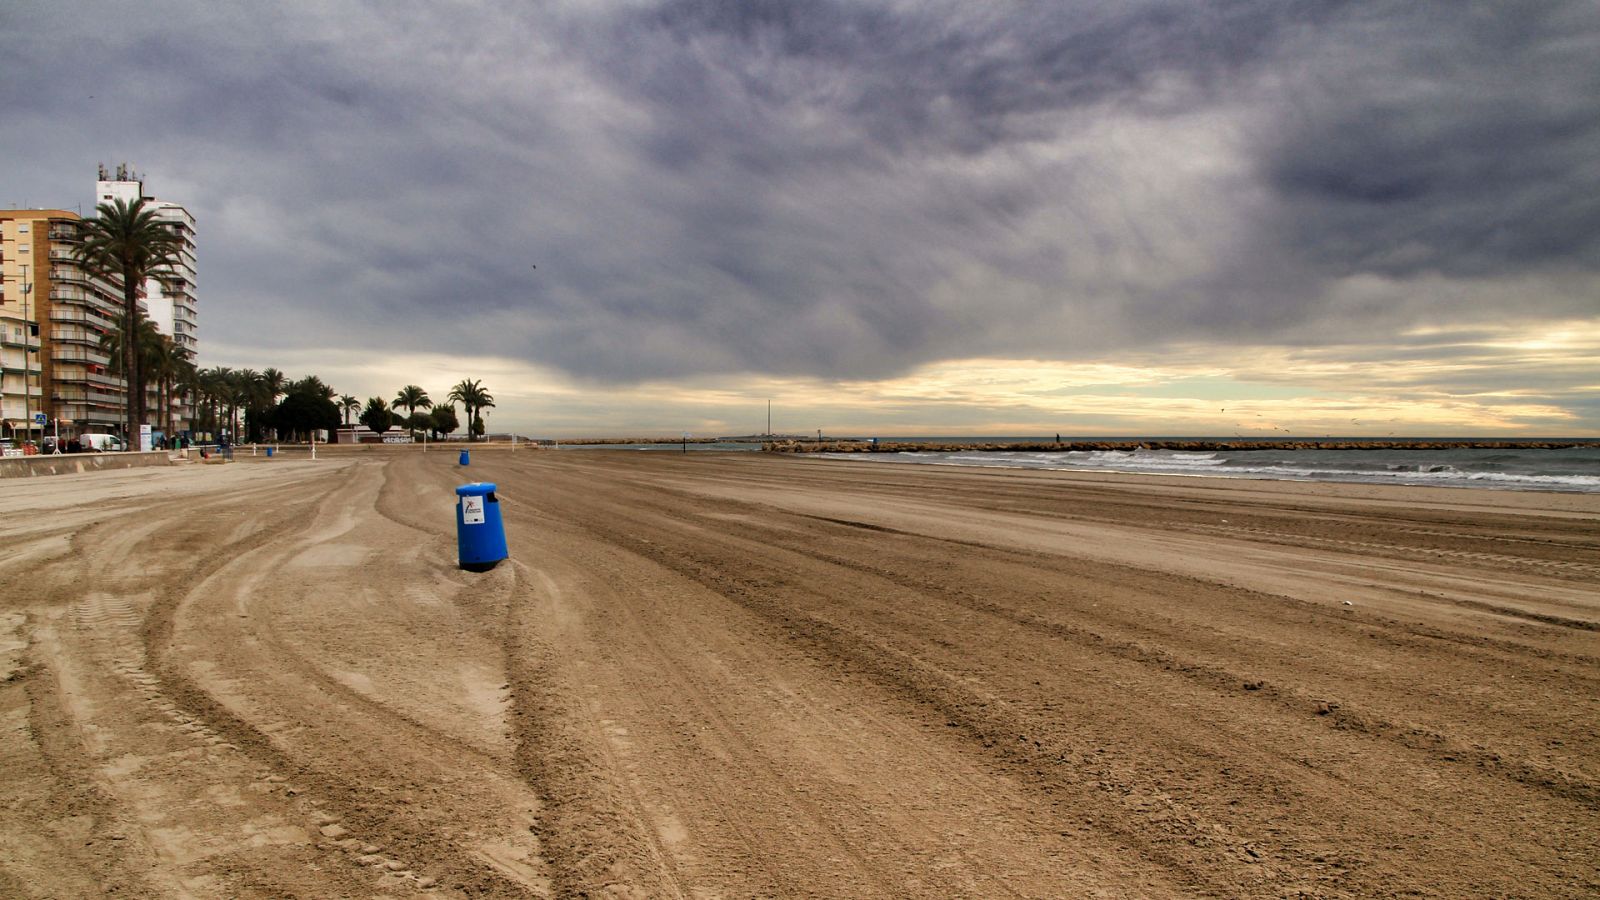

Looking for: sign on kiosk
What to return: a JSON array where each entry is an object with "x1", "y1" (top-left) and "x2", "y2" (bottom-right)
[
  {"x1": 461, "y1": 493, "x2": 486, "y2": 525},
  {"x1": 139, "y1": 424, "x2": 153, "y2": 453}
]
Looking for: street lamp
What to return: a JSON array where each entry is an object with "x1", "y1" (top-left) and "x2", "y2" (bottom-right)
[{"x1": 18, "y1": 263, "x2": 33, "y2": 449}]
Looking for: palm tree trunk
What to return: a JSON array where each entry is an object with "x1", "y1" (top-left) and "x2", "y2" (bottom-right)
[{"x1": 122, "y1": 267, "x2": 140, "y2": 442}]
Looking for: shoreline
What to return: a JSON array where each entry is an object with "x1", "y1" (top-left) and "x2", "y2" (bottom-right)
[{"x1": 765, "y1": 438, "x2": 1599, "y2": 453}]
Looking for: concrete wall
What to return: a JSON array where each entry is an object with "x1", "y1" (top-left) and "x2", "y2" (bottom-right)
[{"x1": 0, "y1": 450, "x2": 176, "y2": 479}]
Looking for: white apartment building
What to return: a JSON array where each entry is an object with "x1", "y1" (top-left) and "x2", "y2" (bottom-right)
[{"x1": 96, "y1": 165, "x2": 199, "y2": 431}]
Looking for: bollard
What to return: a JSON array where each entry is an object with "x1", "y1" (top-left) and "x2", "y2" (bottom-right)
[
  {"x1": 459, "y1": 449, "x2": 470, "y2": 466},
  {"x1": 455, "y1": 482, "x2": 508, "y2": 571}
]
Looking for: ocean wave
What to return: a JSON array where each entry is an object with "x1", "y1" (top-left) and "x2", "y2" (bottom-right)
[{"x1": 832, "y1": 449, "x2": 1600, "y2": 493}]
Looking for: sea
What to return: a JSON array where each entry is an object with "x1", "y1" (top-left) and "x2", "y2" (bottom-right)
[{"x1": 821, "y1": 438, "x2": 1600, "y2": 494}]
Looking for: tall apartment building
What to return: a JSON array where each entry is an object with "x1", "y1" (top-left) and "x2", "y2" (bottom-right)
[
  {"x1": 97, "y1": 165, "x2": 199, "y2": 430},
  {"x1": 0, "y1": 209, "x2": 128, "y2": 439},
  {"x1": 0, "y1": 216, "x2": 45, "y2": 443},
  {"x1": 96, "y1": 165, "x2": 198, "y2": 356}
]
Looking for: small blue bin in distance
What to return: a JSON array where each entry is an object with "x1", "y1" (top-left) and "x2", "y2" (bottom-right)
[
  {"x1": 266, "y1": 446, "x2": 274, "y2": 457},
  {"x1": 456, "y1": 482, "x2": 508, "y2": 571},
  {"x1": 459, "y1": 449, "x2": 470, "y2": 466}
]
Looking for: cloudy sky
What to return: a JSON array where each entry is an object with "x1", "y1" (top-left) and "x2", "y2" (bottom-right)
[{"x1": 5, "y1": 0, "x2": 1597, "y2": 437}]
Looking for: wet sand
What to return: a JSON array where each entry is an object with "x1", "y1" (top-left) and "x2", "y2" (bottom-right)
[{"x1": 2, "y1": 448, "x2": 1596, "y2": 897}]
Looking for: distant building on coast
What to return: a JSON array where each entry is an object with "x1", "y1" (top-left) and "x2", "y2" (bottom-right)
[{"x1": 0, "y1": 166, "x2": 199, "y2": 445}]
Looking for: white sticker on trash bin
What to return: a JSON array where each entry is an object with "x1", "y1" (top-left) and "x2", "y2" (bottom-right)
[{"x1": 462, "y1": 495, "x2": 486, "y2": 525}]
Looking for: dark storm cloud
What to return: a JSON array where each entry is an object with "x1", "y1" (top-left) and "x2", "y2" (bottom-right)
[
  {"x1": 2, "y1": 0, "x2": 1596, "y2": 387},
  {"x1": 1263, "y1": 2, "x2": 1600, "y2": 279}
]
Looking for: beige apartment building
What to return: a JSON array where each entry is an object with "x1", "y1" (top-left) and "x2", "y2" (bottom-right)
[{"x1": 1, "y1": 209, "x2": 129, "y2": 442}]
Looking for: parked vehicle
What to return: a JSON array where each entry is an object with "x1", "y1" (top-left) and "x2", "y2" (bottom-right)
[{"x1": 79, "y1": 433, "x2": 126, "y2": 452}]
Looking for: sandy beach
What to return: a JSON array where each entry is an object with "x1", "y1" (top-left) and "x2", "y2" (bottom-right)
[{"x1": 1, "y1": 447, "x2": 1596, "y2": 898}]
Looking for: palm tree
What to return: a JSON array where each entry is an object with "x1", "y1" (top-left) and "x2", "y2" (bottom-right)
[
  {"x1": 447, "y1": 379, "x2": 494, "y2": 442},
  {"x1": 100, "y1": 317, "x2": 168, "y2": 440},
  {"x1": 259, "y1": 368, "x2": 287, "y2": 439},
  {"x1": 193, "y1": 367, "x2": 219, "y2": 436},
  {"x1": 168, "y1": 351, "x2": 198, "y2": 439},
  {"x1": 197, "y1": 366, "x2": 232, "y2": 439},
  {"x1": 339, "y1": 394, "x2": 360, "y2": 428},
  {"x1": 289, "y1": 375, "x2": 336, "y2": 402},
  {"x1": 260, "y1": 368, "x2": 287, "y2": 402},
  {"x1": 143, "y1": 334, "x2": 181, "y2": 442},
  {"x1": 391, "y1": 385, "x2": 432, "y2": 439},
  {"x1": 227, "y1": 368, "x2": 259, "y2": 442},
  {"x1": 76, "y1": 198, "x2": 185, "y2": 439}
]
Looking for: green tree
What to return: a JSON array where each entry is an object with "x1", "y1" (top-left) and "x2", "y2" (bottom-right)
[
  {"x1": 446, "y1": 379, "x2": 494, "y2": 442},
  {"x1": 76, "y1": 198, "x2": 185, "y2": 439},
  {"x1": 407, "y1": 411, "x2": 433, "y2": 438},
  {"x1": 359, "y1": 397, "x2": 393, "y2": 436},
  {"x1": 391, "y1": 385, "x2": 432, "y2": 439},
  {"x1": 429, "y1": 404, "x2": 459, "y2": 440},
  {"x1": 272, "y1": 378, "x2": 340, "y2": 441}
]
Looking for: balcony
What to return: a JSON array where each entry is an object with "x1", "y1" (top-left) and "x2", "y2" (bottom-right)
[
  {"x1": 50, "y1": 308, "x2": 119, "y2": 330},
  {"x1": 0, "y1": 333, "x2": 40, "y2": 350},
  {"x1": 84, "y1": 371, "x2": 126, "y2": 388},
  {"x1": 52, "y1": 387, "x2": 125, "y2": 406},
  {"x1": 50, "y1": 325, "x2": 106, "y2": 343},
  {"x1": 51, "y1": 347, "x2": 111, "y2": 365},
  {"x1": 50, "y1": 320, "x2": 106, "y2": 336}
]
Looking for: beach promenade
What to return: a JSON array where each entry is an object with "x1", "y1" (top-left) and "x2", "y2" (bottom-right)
[{"x1": 1, "y1": 448, "x2": 1596, "y2": 897}]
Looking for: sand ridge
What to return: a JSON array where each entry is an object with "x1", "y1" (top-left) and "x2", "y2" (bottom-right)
[{"x1": 0, "y1": 449, "x2": 1596, "y2": 897}]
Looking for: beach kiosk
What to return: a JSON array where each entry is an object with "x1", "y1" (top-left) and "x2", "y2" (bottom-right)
[{"x1": 455, "y1": 482, "x2": 508, "y2": 571}]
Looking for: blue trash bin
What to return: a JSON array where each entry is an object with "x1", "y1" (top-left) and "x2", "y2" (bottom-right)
[
  {"x1": 459, "y1": 449, "x2": 470, "y2": 466},
  {"x1": 455, "y1": 482, "x2": 508, "y2": 571},
  {"x1": 266, "y1": 446, "x2": 274, "y2": 458}
]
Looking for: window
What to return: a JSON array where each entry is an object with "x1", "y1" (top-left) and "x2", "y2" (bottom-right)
[
  {"x1": 18, "y1": 244, "x2": 28, "y2": 252},
  {"x1": 17, "y1": 224, "x2": 28, "y2": 233}
]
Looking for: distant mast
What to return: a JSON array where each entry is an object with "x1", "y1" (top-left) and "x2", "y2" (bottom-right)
[{"x1": 767, "y1": 399, "x2": 771, "y2": 438}]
